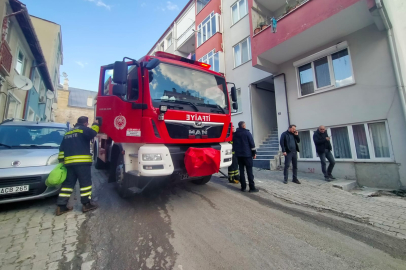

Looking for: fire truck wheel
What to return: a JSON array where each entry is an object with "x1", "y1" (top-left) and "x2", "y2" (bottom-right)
[
  {"x1": 191, "y1": 175, "x2": 212, "y2": 185},
  {"x1": 94, "y1": 143, "x2": 105, "y2": 170}
]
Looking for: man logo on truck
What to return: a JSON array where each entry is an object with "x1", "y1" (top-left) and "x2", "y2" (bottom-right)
[{"x1": 189, "y1": 129, "x2": 208, "y2": 136}]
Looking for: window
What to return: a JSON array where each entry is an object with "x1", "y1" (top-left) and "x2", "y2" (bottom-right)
[
  {"x1": 295, "y1": 43, "x2": 354, "y2": 97},
  {"x1": 199, "y1": 50, "x2": 220, "y2": 72},
  {"x1": 87, "y1": 97, "x2": 93, "y2": 107},
  {"x1": 166, "y1": 33, "x2": 173, "y2": 47},
  {"x1": 197, "y1": 12, "x2": 219, "y2": 47},
  {"x1": 233, "y1": 37, "x2": 251, "y2": 68},
  {"x1": 33, "y1": 69, "x2": 41, "y2": 91},
  {"x1": 39, "y1": 81, "x2": 46, "y2": 100},
  {"x1": 197, "y1": 0, "x2": 210, "y2": 13},
  {"x1": 298, "y1": 131, "x2": 313, "y2": 158},
  {"x1": 231, "y1": 0, "x2": 248, "y2": 25},
  {"x1": 6, "y1": 93, "x2": 21, "y2": 119},
  {"x1": 297, "y1": 121, "x2": 392, "y2": 161},
  {"x1": 15, "y1": 48, "x2": 26, "y2": 75},
  {"x1": 160, "y1": 42, "x2": 164, "y2": 51},
  {"x1": 27, "y1": 108, "x2": 35, "y2": 121}
]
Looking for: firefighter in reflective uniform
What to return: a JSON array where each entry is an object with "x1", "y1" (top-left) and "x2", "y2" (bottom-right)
[
  {"x1": 228, "y1": 125, "x2": 240, "y2": 184},
  {"x1": 56, "y1": 116, "x2": 100, "y2": 216}
]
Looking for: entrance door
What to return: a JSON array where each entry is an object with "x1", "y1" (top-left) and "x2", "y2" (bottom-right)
[{"x1": 96, "y1": 64, "x2": 143, "y2": 143}]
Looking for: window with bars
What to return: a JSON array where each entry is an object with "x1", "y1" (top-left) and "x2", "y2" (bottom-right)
[
  {"x1": 231, "y1": 0, "x2": 248, "y2": 25},
  {"x1": 197, "y1": 12, "x2": 219, "y2": 47},
  {"x1": 233, "y1": 37, "x2": 251, "y2": 68},
  {"x1": 297, "y1": 121, "x2": 392, "y2": 161},
  {"x1": 199, "y1": 50, "x2": 220, "y2": 72}
]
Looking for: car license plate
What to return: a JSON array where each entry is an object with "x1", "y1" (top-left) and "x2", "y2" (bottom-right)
[{"x1": 0, "y1": 185, "x2": 29, "y2": 195}]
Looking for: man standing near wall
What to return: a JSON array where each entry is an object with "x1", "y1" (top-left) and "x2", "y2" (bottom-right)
[
  {"x1": 313, "y1": 126, "x2": 336, "y2": 182},
  {"x1": 280, "y1": 125, "x2": 301, "y2": 184},
  {"x1": 233, "y1": 121, "x2": 259, "y2": 192}
]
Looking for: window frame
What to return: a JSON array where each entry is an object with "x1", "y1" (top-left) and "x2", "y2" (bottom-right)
[
  {"x1": 294, "y1": 42, "x2": 355, "y2": 98},
  {"x1": 33, "y1": 69, "x2": 41, "y2": 92},
  {"x1": 27, "y1": 107, "x2": 35, "y2": 121},
  {"x1": 166, "y1": 33, "x2": 173, "y2": 48},
  {"x1": 233, "y1": 36, "x2": 251, "y2": 68},
  {"x1": 231, "y1": 0, "x2": 248, "y2": 25},
  {"x1": 6, "y1": 91, "x2": 22, "y2": 119},
  {"x1": 197, "y1": 12, "x2": 219, "y2": 47},
  {"x1": 15, "y1": 46, "x2": 27, "y2": 76},
  {"x1": 199, "y1": 49, "x2": 220, "y2": 72},
  {"x1": 297, "y1": 120, "x2": 393, "y2": 162}
]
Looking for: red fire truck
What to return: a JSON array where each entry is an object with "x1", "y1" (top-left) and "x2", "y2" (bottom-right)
[{"x1": 93, "y1": 52, "x2": 238, "y2": 197}]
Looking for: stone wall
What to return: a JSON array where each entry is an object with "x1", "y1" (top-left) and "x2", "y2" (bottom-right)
[{"x1": 54, "y1": 89, "x2": 94, "y2": 127}]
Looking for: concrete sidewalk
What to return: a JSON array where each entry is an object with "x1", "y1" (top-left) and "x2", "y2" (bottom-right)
[{"x1": 220, "y1": 168, "x2": 406, "y2": 240}]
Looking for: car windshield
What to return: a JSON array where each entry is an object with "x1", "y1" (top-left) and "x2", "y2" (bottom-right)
[
  {"x1": 0, "y1": 125, "x2": 67, "y2": 148},
  {"x1": 149, "y1": 62, "x2": 229, "y2": 114}
]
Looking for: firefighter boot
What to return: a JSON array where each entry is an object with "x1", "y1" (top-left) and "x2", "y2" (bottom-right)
[
  {"x1": 56, "y1": 205, "x2": 73, "y2": 216},
  {"x1": 82, "y1": 201, "x2": 98, "y2": 213}
]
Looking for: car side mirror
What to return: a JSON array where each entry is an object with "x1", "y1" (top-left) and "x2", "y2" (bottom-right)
[
  {"x1": 113, "y1": 85, "x2": 126, "y2": 96},
  {"x1": 145, "y1": 58, "x2": 160, "y2": 70},
  {"x1": 113, "y1": 61, "x2": 128, "y2": 84},
  {"x1": 232, "y1": 102, "x2": 238, "y2": 111},
  {"x1": 231, "y1": 87, "x2": 237, "y2": 102}
]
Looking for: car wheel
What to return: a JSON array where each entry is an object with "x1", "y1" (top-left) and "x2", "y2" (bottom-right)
[{"x1": 191, "y1": 175, "x2": 212, "y2": 185}]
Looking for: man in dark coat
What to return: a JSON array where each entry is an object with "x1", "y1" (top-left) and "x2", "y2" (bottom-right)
[
  {"x1": 233, "y1": 121, "x2": 259, "y2": 192},
  {"x1": 228, "y1": 125, "x2": 240, "y2": 184},
  {"x1": 280, "y1": 124, "x2": 301, "y2": 184},
  {"x1": 313, "y1": 125, "x2": 336, "y2": 181}
]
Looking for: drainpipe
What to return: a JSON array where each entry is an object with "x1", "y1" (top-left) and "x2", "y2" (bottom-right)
[
  {"x1": 273, "y1": 73, "x2": 290, "y2": 126},
  {"x1": 375, "y1": 0, "x2": 406, "y2": 124}
]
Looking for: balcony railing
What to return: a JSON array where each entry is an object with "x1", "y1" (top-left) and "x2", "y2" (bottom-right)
[
  {"x1": 0, "y1": 42, "x2": 12, "y2": 75},
  {"x1": 177, "y1": 23, "x2": 195, "y2": 48},
  {"x1": 252, "y1": 0, "x2": 311, "y2": 35}
]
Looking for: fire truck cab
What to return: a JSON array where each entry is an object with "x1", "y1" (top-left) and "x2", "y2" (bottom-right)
[{"x1": 94, "y1": 52, "x2": 238, "y2": 197}]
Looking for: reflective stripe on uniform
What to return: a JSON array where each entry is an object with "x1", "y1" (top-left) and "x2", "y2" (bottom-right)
[
  {"x1": 91, "y1": 125, "x2": 99, "y2": 133},
  {"x1": 81, "y1": 191, "x2": 92, "y2": 197},
  {"x1": 80, "y1": 186, "x2": 92, "y2": 191},
  {"x1": 65, "y1": 129, "x2": 83, "y2": 135},
  {"x1": 64, "y1": 155, "x2": 93, "y2": 164},
  {"x1": 58, "y1": 193, "x2": 71, "y2": 197},
  {"x1": 61, "y1": 188, "x2": 73, "y2": 192},
  {"x1": 58, "y1": 151, "x2": 64, "y2": 159},
  {"x1": 64, "y1": 155, "x2": 92, "y2": 160},
  {"x1": 64, "y1": 159, "x2": 93, "y2": 164}
]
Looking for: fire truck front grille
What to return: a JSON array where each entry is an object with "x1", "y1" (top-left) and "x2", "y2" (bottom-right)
[{"x1": 165, "y1": 123, "x2": 223, "y2": 139}]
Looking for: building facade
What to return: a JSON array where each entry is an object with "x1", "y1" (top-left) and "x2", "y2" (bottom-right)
[
  {"x1": 54, "y1": 79, "x2": 97, "y2": 127},
  {"x1": 147, "y1": 0, "x2": 406, "y2": 189},
  {"x1": 0, "y1": 0, "x2": 55, "y2": 122}
]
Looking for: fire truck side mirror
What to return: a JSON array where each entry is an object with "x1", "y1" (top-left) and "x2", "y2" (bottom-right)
[
  {"x1": 231, "y1": 87, "x2": 237, "y2": 102},
  {"x1": 113, "y1": 61, "x2": 128, "y2": 84},
  {"x1": 145, "y1": 58, "x2": 160, "y2": 70},
  {"x1": 113, "y1": 85, "x2": 126, "y2": 96},
  {"x1": 232, "y1": 102, "x2": 238, "y2": 111}
]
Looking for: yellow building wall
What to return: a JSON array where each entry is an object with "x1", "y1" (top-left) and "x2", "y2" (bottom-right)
[{"x1": 54, "y1": 89, "x2": 94, "y2": 126}]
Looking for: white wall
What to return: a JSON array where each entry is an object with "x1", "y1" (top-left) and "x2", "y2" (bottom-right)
[
  {"x1": 222, "y1": 0, "x2": 272, "y2": 133},
  {"x1": 176, "y1": 3, "x2": 195, "y2": 40},
  {"x1": 275, "y1": 24, "x2": 406, "y2": 188}
]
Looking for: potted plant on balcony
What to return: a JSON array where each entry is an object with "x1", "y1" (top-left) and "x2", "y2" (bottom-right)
[
  {"x1": 261, "y1": 21, "x2": 268, "y2": 30},
  {"x1": 254, "y1": 22, "x2": 261, "y2": 34}
]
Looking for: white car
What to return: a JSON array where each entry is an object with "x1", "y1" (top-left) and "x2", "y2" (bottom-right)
[{"x1": 0, "y1": 120, "x2": 68, "y2": 204}]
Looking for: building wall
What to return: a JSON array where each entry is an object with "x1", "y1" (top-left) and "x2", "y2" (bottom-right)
[
  {"x1": 54, "y1": 89, "x2": 94, "y2": 125},
  {"x1": 275, "y1": 24, "x2": 406, "y2": 188},
  {"x1": 222, "y1": 0, "x2": 272, "y2": 134}
]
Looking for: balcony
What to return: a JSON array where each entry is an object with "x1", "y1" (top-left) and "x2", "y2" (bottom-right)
[
  {"x1": 176, "y1": 23, "x2": 195, "y2": 54},
  {"x1": 250, "y1": 0, "x2": 375, "y2": 72},
  {"x1": 0, "y1": 42, "x2": 12, "y2": 75}
]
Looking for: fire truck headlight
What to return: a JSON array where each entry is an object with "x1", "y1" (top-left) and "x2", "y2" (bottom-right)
[
  {"x1": 159, "y1": 105, "x2": 168, "y2": 113},
  {"x1": 225, "y1": 149, "x2": 232, "y2": 156},
  {"x1": 142, "y1": 154, "x2": 163, "y2": 161}
]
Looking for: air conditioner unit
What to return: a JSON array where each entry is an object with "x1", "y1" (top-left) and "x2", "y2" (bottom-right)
[{"x1": 39, "y1": 96, "x2": 46, "y2": 103}]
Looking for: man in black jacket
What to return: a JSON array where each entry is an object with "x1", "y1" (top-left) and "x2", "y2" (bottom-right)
[
  {"x1": 56, "y1": 116, "x2": 100, "y2": 216},
  {"x1": 233, "y1": 121, "x2": 259, "y2": 192},
  {"x1": 280, "y1": 125, "x2": 301, "y2": 184},
  {"x1": 313, "y1": 125, "x2": 336, "y2": 181}
]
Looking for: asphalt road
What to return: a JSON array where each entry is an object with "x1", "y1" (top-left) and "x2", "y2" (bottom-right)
[{"x1": 71, "y1": 172, "x2": 406, "y2": 270}]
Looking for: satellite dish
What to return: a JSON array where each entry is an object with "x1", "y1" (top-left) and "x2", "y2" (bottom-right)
[
  {"x1": 52, "y1": 103, "x2": 58, "y2": 109},
  {"x1": 13, "y1": 75, "x2": 32, "y2": 91},
  {"x1": 46, "y1": 90, "x2": 55, "y2": 99},
  {"x1": 62, "y1": 72, "x2": 68, "y2": 78}
]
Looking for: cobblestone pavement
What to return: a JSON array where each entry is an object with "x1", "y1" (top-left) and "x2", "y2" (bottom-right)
[
  {"x1": 233, "y1": 168, "x2": 406, "y2": 239},
  {"x1": 0, "y1": 185, "x2": 96, "y2": 270}
]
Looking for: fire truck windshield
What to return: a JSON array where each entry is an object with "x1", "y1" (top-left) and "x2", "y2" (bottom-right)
[{"x1": 149, "y1": 62, "x2": 229, "y2": 114}]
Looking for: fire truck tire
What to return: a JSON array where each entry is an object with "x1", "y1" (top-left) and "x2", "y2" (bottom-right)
[
  {"x1": 94, "y1": 143, "x2": 105, "y2": 170},
  {"x1": 191, "y1": 175, "x2": 212, "y2": 185}
]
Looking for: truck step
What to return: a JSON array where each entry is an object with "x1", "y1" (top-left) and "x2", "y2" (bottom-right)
[
  {"x1": 128, "y1": 170, "x2": 140, "y2": 176},
  {"x1": 129, "y1": 154, "x2": 138, "y2": 158},
  {"x1": 128, "y1": 187, "x2": 143, "y2": 194}
]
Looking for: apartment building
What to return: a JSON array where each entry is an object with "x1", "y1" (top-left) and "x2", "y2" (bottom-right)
[
  {"x1": 0, "y1": 0, "x2": 55, "y2": 122},
  {"x1": 30, "y1": 15, "x2": 63, "y2": 122},
  {"x1": 147, "y1": 0, "x2": 406, "y2": 189}
]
